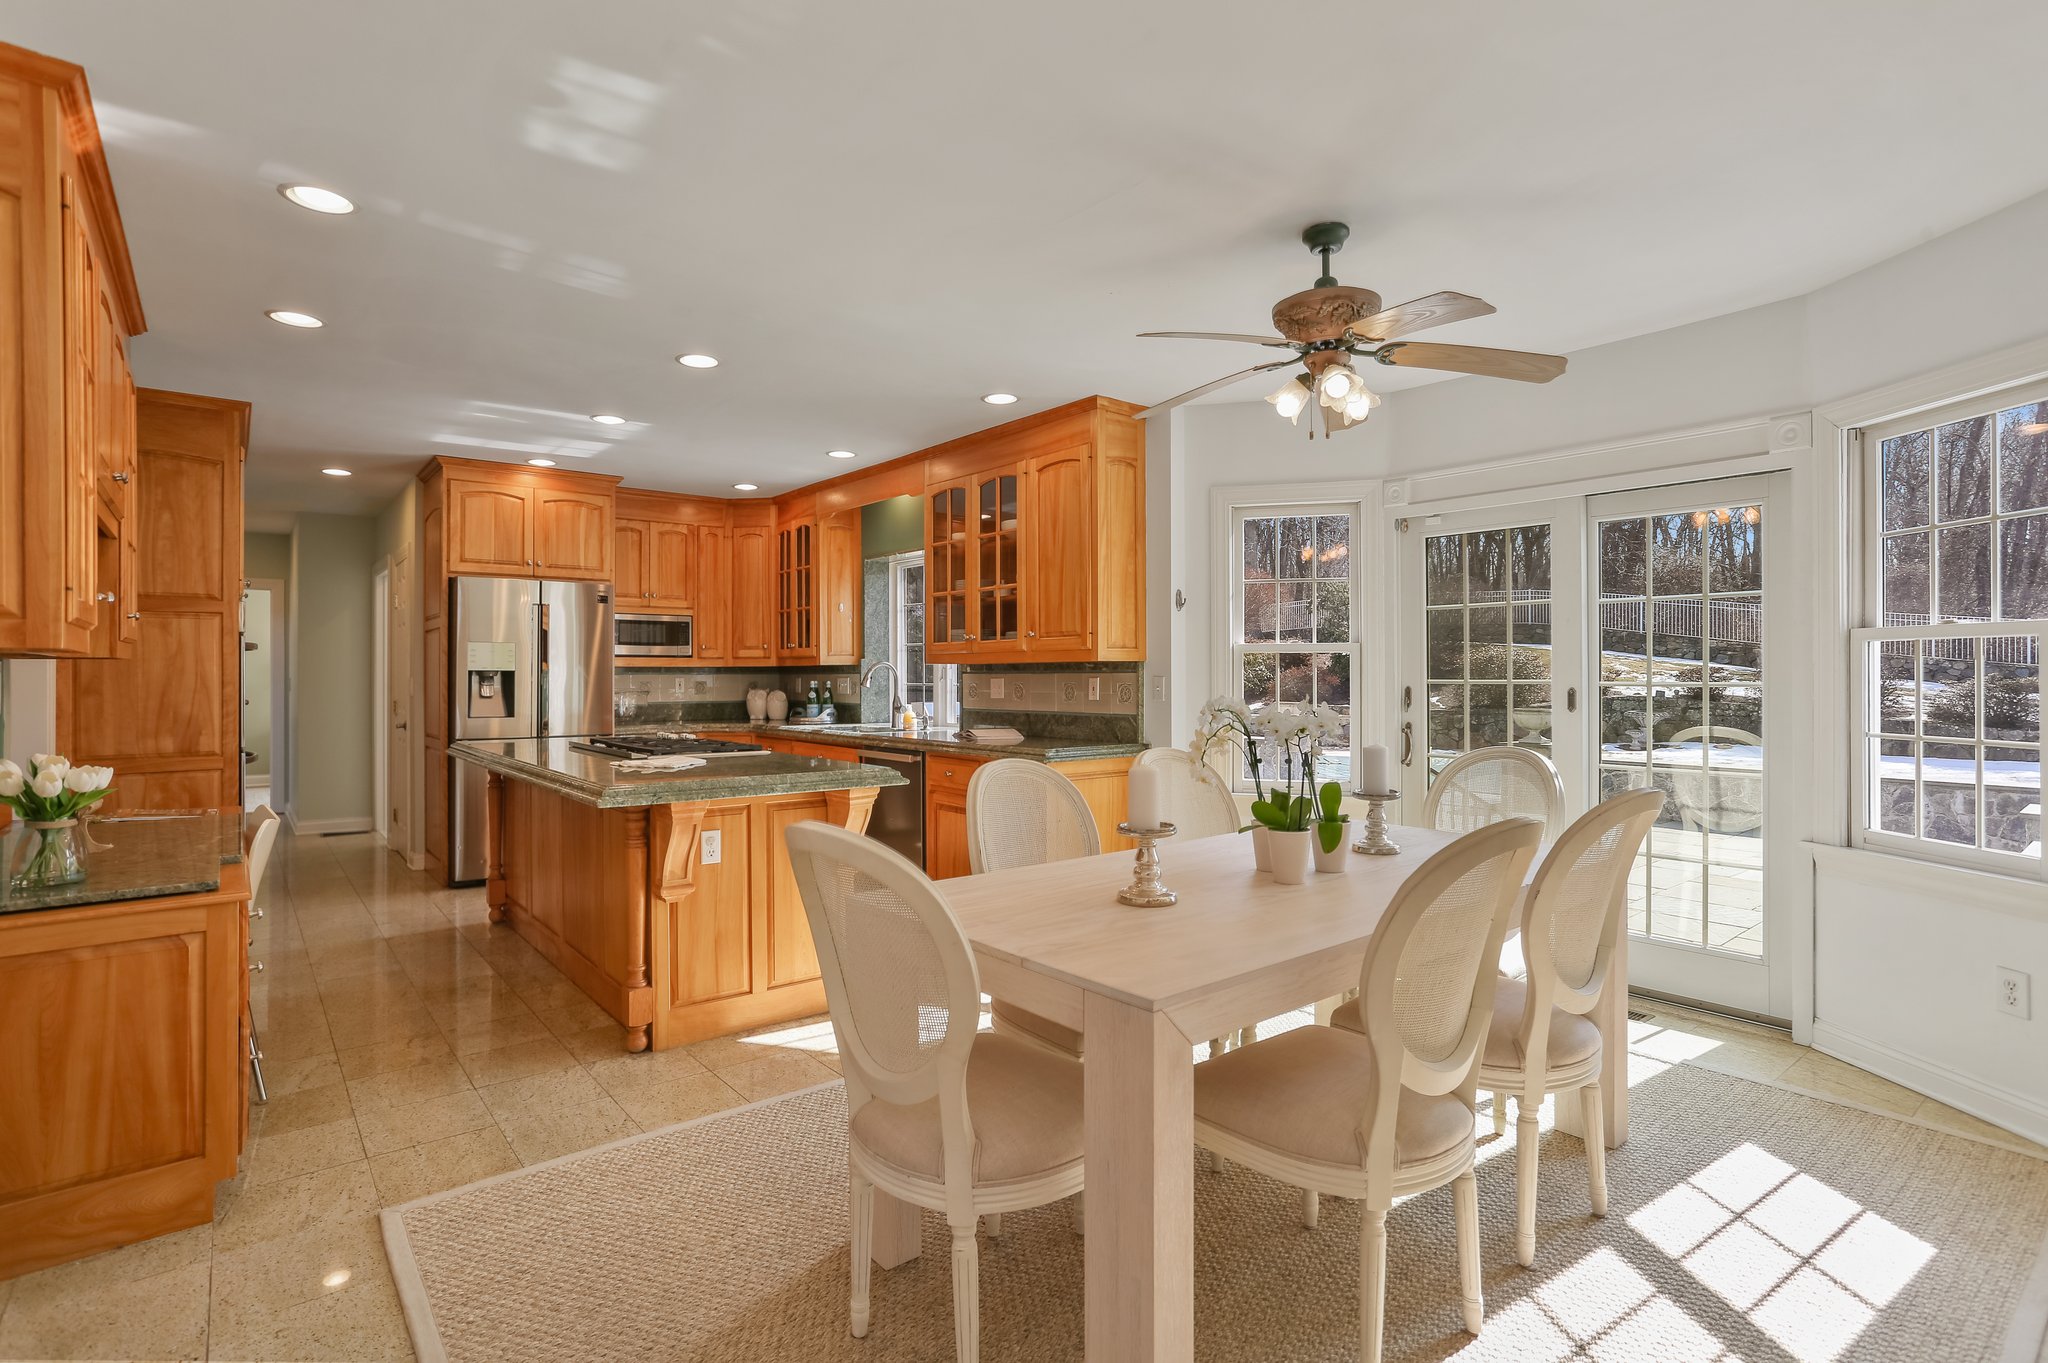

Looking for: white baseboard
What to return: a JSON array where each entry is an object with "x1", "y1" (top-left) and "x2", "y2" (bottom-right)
[
  {"x1": 283, "y1": 808, "x2": 375, "y2": 836},
  {"x1": 1811, "y1": 1019, "x2": 2048, "y2": 1149}
]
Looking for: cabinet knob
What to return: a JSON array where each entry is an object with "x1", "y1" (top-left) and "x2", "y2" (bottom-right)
[
  {"x1": 127, "y1": 612, "x2": 140, "y2": 620},
  {"x1": 249, "y1": 961, "x2": 264, "y2": 973},
  {"x1": 249, "y1": 907, "x2": 265, "y2": 919},
  {"x1": 1026, "y1": 630, "x2": 1037, "y2": 638},
  {"x1": 112, "y1": 471, "x2": 130, "y2": 483},
  {"x1": 96, "y1": 591, "x2": 116, "y2": 604}
]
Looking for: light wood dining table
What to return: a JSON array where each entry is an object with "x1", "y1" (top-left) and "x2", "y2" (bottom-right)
[{"x1": 864, "y1": 824, "x2": 1631, "y2": 1362}]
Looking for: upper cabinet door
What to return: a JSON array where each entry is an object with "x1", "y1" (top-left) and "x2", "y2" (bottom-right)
[
  {"x1": 447, "y1": 480, "x2": 533, "y2": 575},
  {"x1": 60, "y1": 182, "x2": 98, "y2": 634},
  {"x1": 1025, "y1": 444, "x2": 1096, "y2": 654},
  {"x1": 532, "y1": 487, "x2": 613, "y2": 581},
  {"x1": 925, "y1": 483, "x2": 971, "y2": 658},
  {"x1": 819, "y1": 508, "x2": 860, "y2": 665},
  {"x1": 693, "y1": 521, "x2": 730, "y2": 660},
  {"x1": 647, "y1": 521, "x2": 696, "y2": 610},
  {"x1": 970, "y1": 466, "x2": 1027, "y2": 657},
  {"x1": 614, "y1": 519, "x2": 648, "y2": 603},
  {"x1": 730, "y1": 520, "x2": 775, "y2": 659}
]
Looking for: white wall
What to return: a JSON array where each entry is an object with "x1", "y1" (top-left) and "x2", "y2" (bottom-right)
[
  {"x1": 1155, "y1": 185, "x2": 2048, "y2": 1142},
  {"x1": 288, "y1": 513, "x2": 379, "y2": 833}
]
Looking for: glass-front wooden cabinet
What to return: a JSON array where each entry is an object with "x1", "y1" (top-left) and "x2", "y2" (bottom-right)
[
  {"x1": 928, "y1": 466, "x2": 1027, "y2": 658},
  {"x1": 777, "y1": 516, "x2": 816, "y2": 657},
  {"x1": 928, "y1": 484, "x2": 970, "y2": 656}
]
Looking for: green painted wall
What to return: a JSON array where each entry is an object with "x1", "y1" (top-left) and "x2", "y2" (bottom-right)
[
  {"x1": 861, "y1": 494, "x2": 922, "y2": 559},
  {"x1": 289, "y1": 514, "x2": 378, "y2": 828},
  {"x1": 245, "y1": 532, "x2": 292, "y2": 582}
]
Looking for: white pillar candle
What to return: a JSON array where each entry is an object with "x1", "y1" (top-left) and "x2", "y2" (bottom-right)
[
  {"x1": 1127, "y1": 762, "x2": 1164, "y2": 831},
  {"x1": 1359, "y1": 744, "x2": 1390, "y2": 796}
]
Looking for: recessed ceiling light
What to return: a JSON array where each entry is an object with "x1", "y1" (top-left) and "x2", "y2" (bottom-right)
[
  {"x1": 590, "y1": 414, "x2": 627, "y2": 425},
  {"x1": 321, "y1": 467, "x2": 352, "y2": 477},
  {"x1": 827, "y1": 449, "x2": 856, "y2": 460},
  {"x1": 267, "y1": 310, "x2": 324, "y2": 328},
  {"x1": 676, "y1": 353, "x2": 719, "y2": 369},
  {"x1": 278, "y1": 184, "x2": 355, "y2": 215},
  {"x1": 982, "y1": 392, "x2": 1018, "y2": 405},
  {"x1": 732, "y1": 482, "x2": 759, "y2": 491},
  {"x1": 527, "y1": 458, "x2": 557, "y2": 467}
]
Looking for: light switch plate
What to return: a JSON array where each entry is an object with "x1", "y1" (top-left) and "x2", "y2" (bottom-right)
[
  {"x1": 1088, "y1": 676, "x2": 1101, "y2": 701},
  {"x1": 990, "y1": 678, "x2": 1006, "y2": 700},
  {"x1": 701, "y1": 830, "x2": 722, "y2": 865}
]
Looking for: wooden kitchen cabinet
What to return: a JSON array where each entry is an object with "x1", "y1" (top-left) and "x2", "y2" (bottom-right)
[
  {"x1": 613, "y1": 520, "x2": 647, "y2": 603},
  {"x1": 922, "y1": 397, "x2": 1145, "y2": 663},
  {"x1": 0, "y1": 43, "x2": 146, "y2": 657},
  {"x1": 433, "y1": 459, "x2": 620, "y2": 581},
  {"x1": 694, "y1": 517, "x2": 731, "y2": 661},
  {"x1": 57, "y1": 390, "x2": 248, "y2": 813},
  {"x1": 729, "y1": 503, "x2": 776, "y2": 660},
  {"x1": 923, "y1": 754, "x2": 988, "y2": 879},
  {"x1": 775, "y1": 495, "x2": 860, "y2": 666},
  {"x1": 614, "y1": 517, "x2": 696, "y2": 611}
]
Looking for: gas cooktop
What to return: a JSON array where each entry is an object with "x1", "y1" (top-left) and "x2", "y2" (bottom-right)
[{"x1": 573, "y1": 732, "x2": 769, "y2": 759}]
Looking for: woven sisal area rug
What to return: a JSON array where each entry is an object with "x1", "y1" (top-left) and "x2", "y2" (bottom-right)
[{"x1": 383, "y1": 1062, "x2": 2048, "y2": 1362}]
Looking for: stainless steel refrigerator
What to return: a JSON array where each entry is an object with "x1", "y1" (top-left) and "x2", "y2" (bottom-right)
[{"x1": 449, "y1": 577, "x2": 614, "y2": 884}]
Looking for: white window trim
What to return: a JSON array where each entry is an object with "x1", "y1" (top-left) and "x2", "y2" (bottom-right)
[
  {"x1": 1847, "y1": 378, "x2": 2048, "y2": 880},
  {"x1": 884, "y1": 550, "x2": 958, "y2": 725},
  {"x1": 1847, "y1": 620, "x2": 2047, "y2": 882},
  {"x1": 1210, "y1": 480, "x2": 1384, "y2": 793}
]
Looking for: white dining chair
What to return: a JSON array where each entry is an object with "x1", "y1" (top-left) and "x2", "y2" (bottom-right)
[
  {"x1": 1424, "y1": 746, "x2": 1566, "y2": 837},
  {"x1": 244, "y1": 805, "x2": 281, "y2": 1103},
  {"x1": 785, "y1": 821, "x2": 1085, "y2": 1363},
  {"x1": 1132, "y1": 746, "x2": 1241, "y2": 838},
  {"x1": 1193, "y1": 818, "x2": 1542, "y2": 1363},
  {"x1": 965, "y1": 759, "x2": 1098, "y2": 1059},
  {"x1": 1335, "y1": 788, "x2": 1662, "y2": 1266}
]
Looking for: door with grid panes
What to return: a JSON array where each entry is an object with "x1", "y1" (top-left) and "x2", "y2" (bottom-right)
[
  {"x1": 1588, "y1": 474, "x2": 1790, "y2": 1016},
  {"x1": 1400, "y1": 501, "x2": 1588, "y2": 814},
  {"x1": 1230, "y1": 506, "x2": 1360, "y2": 786}
]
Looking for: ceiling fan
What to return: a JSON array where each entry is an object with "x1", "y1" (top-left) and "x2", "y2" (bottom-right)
[{"x1": 1136, "y1": 221, "x2": 1567, "y2": 435}]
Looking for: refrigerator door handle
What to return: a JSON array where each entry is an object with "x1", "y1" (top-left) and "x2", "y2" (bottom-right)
[{"x1": 536, "y1": 600, "x2": 551, "y2": 738}]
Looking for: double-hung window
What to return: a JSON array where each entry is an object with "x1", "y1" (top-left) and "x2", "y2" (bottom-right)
[
  {"x1": 1853, "y1": 385, "x2": 2046, "y2": 876},
  {"x1": 1225, "y1": 501, "x2": 1364, "y2": 787}
]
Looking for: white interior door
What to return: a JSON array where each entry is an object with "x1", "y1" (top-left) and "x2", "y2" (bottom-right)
[
  {"x1": 1399, "y1": 499, "x2": 1589, "y2": 818},
  {"x1": 1588, "y1": 474, "x2": 1793, "y2": 1019}
]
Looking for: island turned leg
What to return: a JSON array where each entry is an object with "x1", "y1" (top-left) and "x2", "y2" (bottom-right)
[
  {"x1": 824, "y1": 786, "x2": 880, "y2": 836},
  {"x1": 485, "y1": 772, "x2": 509, "y2": 923},
  {"x1": 643, "y1": 803, "x2": 707, "y2": 1054}
]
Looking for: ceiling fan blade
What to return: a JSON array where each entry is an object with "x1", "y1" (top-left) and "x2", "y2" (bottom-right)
[
  {"x1": 1136, "y1": 358, "x2": 1301, "y2": 417},
  {"x1": 1344, "y1": 291, "x2": 1495, "y2": 342},
  {"x1": 1139, "y1": 331, "x2": 1301, "y2": 349},
  {"x1": 1369, "y1": 341, "x2": 1567, "y2": 383}
]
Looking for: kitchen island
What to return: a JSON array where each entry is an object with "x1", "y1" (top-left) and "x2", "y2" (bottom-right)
[{"x1": 451, "y1": 738, "x2": 905, "y2": 1051}]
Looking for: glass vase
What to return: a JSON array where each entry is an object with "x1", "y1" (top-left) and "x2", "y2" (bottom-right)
[{"x1": 11, "y1": 818, "x2": 87, "y2": 891}]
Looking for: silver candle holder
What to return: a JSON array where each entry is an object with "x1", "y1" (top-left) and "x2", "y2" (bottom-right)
[
  {"x1": 1115, "y1": 821, "x2": 1179, "y2": 907},
  {"x1": 1351, "y1": 791, "x2": 1401, "y2": 856}
]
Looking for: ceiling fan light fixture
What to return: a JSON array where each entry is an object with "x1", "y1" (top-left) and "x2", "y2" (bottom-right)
[
  {"x1": 1267, "y1": 374, "x2": 1310, "y2": 424},
  {"x1": 1342, "y1": 385, "x2": 1380, "y2": 422}
]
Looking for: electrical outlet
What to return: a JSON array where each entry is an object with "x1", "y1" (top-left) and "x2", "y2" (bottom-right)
[
  {"x1": 990, "y1": 678, "x2": 1006, "y2": 700},
  {"x1": 1088, "y1": 675, "x2": 1101, "y2": 701},
  {"x1": 1996, "y1": 967, "x2": 2032, "y2": 1019},
  {"x1": 701, "y1": 830, "x2": 723, "y2": 866},
  {"x1": 837, "y1": 676, "x2": 852, "y2": 696}
]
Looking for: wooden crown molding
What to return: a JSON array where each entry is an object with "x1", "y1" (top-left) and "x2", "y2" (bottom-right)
[{"x1": 0, "y1": 41, "x2": 146, "y2": 337}]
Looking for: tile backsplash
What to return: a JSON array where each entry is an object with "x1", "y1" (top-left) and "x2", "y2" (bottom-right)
[{"x1": 615, "y1": 667, "x2": 860, "y2": 727}]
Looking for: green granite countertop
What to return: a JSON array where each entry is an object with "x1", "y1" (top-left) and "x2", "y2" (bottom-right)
[
  {"x1": 624, "y1": 721, "x2": 1147, "y2": 764},
  {"x1": 0, "y1": 811, "x2": 244, "y2": 916},
  {"x1": 450, "y1": 738, "x2": 907, "y2": 808}
]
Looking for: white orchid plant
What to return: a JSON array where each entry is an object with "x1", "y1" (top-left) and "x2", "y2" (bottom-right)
[
  {"x1": 1192, "y1": 697, "x2": 1345, "y2": 834},
  {"x1": 0, "y1": 755, "x2": 115, "y2": 824}
]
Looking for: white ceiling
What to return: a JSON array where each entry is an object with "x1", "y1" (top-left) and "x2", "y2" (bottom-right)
[{"x1": 12, "y1": 1, "x2": 2048, "y2": 524}]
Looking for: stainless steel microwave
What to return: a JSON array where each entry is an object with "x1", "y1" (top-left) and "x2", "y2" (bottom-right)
[{"x1": 615, "y1": 612, "x2": 692, "y2": 658}]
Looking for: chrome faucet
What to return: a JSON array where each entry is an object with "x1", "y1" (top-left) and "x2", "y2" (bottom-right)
[{"x1": 860, "y1": 660, "x2": 902, "y2": 723}]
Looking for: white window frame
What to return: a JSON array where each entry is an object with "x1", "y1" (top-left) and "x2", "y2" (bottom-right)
[
  {"x1": 1851, "y1": 378, "x2": 2048, "y2": 879},
  {"x1": 1212, "y1": 482, "x2": 1382, "y2": 793},
  {"x1": 886, "y1": 550, "x2": 957, "y2": 725}
]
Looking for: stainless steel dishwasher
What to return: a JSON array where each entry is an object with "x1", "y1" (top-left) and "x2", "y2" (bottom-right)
[{"x1": 856, "y1": 747, "x2": 925, "y2": 867}]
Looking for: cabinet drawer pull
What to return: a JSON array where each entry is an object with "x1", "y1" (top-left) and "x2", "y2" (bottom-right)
[
  {"x1": 249, "y1": 907, "x2": 264, "y2": 919},
  {"x1": 127, "y1": 612, "x2": 141, "y2": 620},
  {"x1": 112, "y1": 471, "x2": 130, "y2": 483}
]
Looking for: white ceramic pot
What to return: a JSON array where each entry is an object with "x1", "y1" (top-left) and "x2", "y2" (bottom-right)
[
  {"x1": 1269, "y1": 829, "x2": 1313, "y2": 886},
  {"x1": 745, "y1": 688, "x2": 768, "y2": 721},
  {"x1": 1313, "y1": 822, "x2": 1351, "y2": 874},
  {"x1": 1250, "y1": 824, "x2": 1272, "y2": 871},
  {"x1": 766, "y1": 690, "x2": 790, "y2": 721}
]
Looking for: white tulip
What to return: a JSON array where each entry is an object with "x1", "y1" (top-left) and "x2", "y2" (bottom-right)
[
  {"x1": 0, "y1": 760, "x2": 21, "y2": 798},
  {"x1": 31, "y1": 753, "x2": 68, "y2": 780},
  {"x1": 30, "y1": 770, "x2": 64, "y2": 799},
  {"x1": 63, "y1": 766, "x2": 103, "y2": 793}
]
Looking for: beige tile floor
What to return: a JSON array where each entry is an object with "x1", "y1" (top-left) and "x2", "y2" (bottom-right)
[{"x1": 0, "y1": 830, "x2": 2038, "y2": 1361}]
